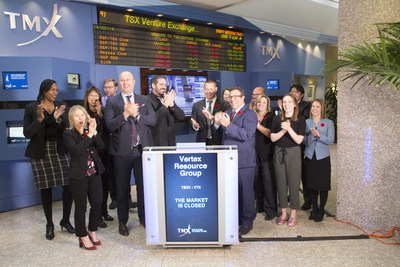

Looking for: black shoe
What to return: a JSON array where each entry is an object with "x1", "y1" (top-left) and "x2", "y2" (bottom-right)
[
  {"x1": 239, "y1": 225, "x2": 253, "y2": 235},
  {"x1": 109, "y1": 200, "x2": 117, "y2": 210},
  {"x1": 256, "y1": 205, "x2": 264, "y2": 213},
  {"x1": 314, "y1": 215, "x2": 324, "y2": 222},
  {"x1": 119, "y1": 223, "x2": 129, "y2": 236},
  {"x1": 309, "y1": 211, "x2": 316, "y2": 220},
  {"x1": 301, "y1": 202, "x2": 311, "y2": 210},
  {"x1": 46, "y1": 224, "x2": 54, "y2": 240},
  {"x1": 129, "y1": 201, "x2": 138, "y2": 209},
  {"x1": 139, "y1": 217, "x2": 146, "y2": 228},
  {"x1": 265, "y1": 214, "x2": 276, "y2": 221},
  {"x1": 103, "y1": 214, "x2": 114, "y2": 221},
  {"x1": 98, "y1": 219, "x2": 107, "y2": 228},
  {"x1": 59, "y1": 220, "x2": 76, "y2": 234}
]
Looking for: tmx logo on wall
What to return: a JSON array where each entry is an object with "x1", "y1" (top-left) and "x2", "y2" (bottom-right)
[
  {"x1": 261, "y1": 40, "x2": 280, "y2": 66},
  {"x1": 4, "y1": 4, "x2": 62, "y2": 47}
]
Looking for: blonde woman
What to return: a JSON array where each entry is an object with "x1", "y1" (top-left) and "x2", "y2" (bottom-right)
[
  {"x1": 253, "y1": 95, "x2": 277, "y2": 220},
  {"x1": 63, "y1": 105, "x2": 105, "y2": 250},
  {"x1": 303, "y1": 99, "x2": 334, "y2": 222}
]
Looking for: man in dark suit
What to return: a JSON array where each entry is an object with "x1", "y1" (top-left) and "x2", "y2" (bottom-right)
[
  {"x1": 191, "y1": 80, "x2": 230, "y2": 145},
  {"x1": 104, "y1": 71, "x2": 156, "y2": 236},
  {"x1": 147, "y1": 75, "x2": 185, "y2": 146},
  {"x1": 290, "y1": 84, "x2": 311, "y2": 210},
  {"x1": 166, "y1": 79, "x2": 175, "y2": 93},
  {"x1": 213, "y1": 87, "x2": 258, "y2": 235}
]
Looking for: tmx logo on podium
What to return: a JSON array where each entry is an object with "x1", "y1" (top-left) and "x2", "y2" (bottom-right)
[{"x1": 4, "y1": 4, "x2": 62, "y2": 47}]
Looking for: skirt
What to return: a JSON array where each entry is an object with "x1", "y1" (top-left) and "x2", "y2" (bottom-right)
[
  {"x1": 30, "y1": 140, "x2": 70, "y2": 190},
  {"x1": 303, "y1": 153, "x2": 331, "y2": 191}
]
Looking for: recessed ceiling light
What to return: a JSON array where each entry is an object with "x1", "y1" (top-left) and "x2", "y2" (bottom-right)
[
  {"x1": 260, "y1": 31, "x2": 265, "y2": 34},
  {"x1": 271, "y1": 33, "x2": 276, "y2": 36},
  {"x1": 207, "y1": 22, "x2": 213, "y2": 25},
  {"x1": 228, "y1": 26, "x2": 234, "y2": 29},
  {"x1": 126, "y1": 8, "x2": 134, "y2": 12},
  {"x1": 157, "y1": 14, "x2": 163, "y2": 17},
  {"x1": 282, "y1": 35, "x2": 286, "y2": 38},
  {"x1": 183, "y1": 18, "x2": 190, "y2": 21},
  {"x1": 166, "y1": 69, "x2": 172, "y2": 71}
]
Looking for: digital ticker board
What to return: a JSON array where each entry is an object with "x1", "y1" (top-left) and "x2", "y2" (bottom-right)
[{"x1": 94, "y1": 9, "x2": 246, "y2": 71}]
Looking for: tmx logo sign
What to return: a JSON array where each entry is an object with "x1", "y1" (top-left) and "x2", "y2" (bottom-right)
[
  {"x1": 261, "y1": 40, "x2": 280, "y2": 66},
  {"x1": 4, "y1": 4, "x2": 62, "y2": 47}
]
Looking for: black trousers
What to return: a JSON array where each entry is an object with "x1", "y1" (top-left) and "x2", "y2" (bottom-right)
[
  {"x1": 99, "y1": 151, "x2": 115, "y2": 215},
  {"x1": 255, "y1": 161, "x2": 277, "y2": 217},
  {"x1": 69, "y1": 173, "x2": 102, "y2": 237},
  {"x1": 113, "y1": 148, "x2": 144, "y2": 225}
]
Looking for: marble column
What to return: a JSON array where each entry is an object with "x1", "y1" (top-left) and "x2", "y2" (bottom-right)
[{"x1": 337, "y1": 0, "x2": 400, "y2": 231}]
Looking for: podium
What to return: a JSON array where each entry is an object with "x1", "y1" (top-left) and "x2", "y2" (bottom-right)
[{"x1": 142, "y1": 145, "x2": 239, "y2": 247}]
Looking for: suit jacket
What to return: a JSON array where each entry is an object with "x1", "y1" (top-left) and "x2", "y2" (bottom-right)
[
  {"x1": 303, "y1": 118, "x2": 334, "y2": 160},
  {"x1": 23, "y1": 101, "x2": 69, "y2": 159},
  {"x1": 215, "y1": 105, "x2": 258, "y2": 168},
  {"x1": 147, "y1": 92, "x2": 185, "y2": 146},
  {"x1": 298, "y1": 100, "x2": 311, "y2": 119},
  {"x1": 104, "y1": 93, "x2": 156, "y2": 156},
  {"x1": 191, "y1": 97, "x2": 231, "y2": 143},
  {"x1": 63, "y1": 129, "x2": 105, "y2": 179}
]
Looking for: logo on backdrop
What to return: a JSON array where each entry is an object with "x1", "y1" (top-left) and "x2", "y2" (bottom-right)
[
  {"x1": 261, "y1": 40, "x2": 280, "y2": 65},
  {"x1": 4, "y1": 3, "x2": 62, "y2": 47}
]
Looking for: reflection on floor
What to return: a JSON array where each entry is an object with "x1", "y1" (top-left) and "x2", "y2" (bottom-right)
[{"x1": 1, "y1": 144, "x2": 399, "y2": 266}]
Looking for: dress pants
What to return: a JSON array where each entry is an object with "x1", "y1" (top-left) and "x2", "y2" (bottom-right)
[
  {"x1": 258, "y1": 161, "x2": 277, "y2": 216},
  {"x1": 113, "y1": 147, "x2": 144, "y2": 225},
  {"x1": 273, "y1": 146, "x2": 301, "y2": 210},
  {"x1": 69, "y1": 173, "x2": 102, "y2": 237},
  {"x1": 239, "y1": 166, "x2": 256, "y2": 227}
]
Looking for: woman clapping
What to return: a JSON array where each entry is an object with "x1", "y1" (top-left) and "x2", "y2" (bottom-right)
[{"x1": 63, "y1": 105, "x2": 105, "y2": 250}]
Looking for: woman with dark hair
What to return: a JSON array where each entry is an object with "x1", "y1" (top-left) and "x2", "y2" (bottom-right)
[
  {"x1": 222, "y1": 88, "x2": 231, "y2": 105},
  {"x1": 253, "y1": 95, "x2": 277, "y2": 220},
  {"x1": 303, "y1": 99, "x2": 334, "y2": 222},
  {"x1": 63, "y1": 105, "x2": 104, "y2": 250},
  {"x1": 83, "y1": 86, "x2": 113, "y2": 227},
  {"x1": 23, "y1": 79, "x2": 75, "y2": 240},
  {"x1": 271, "y1": 93, "x2": 306, "y2": 227}
]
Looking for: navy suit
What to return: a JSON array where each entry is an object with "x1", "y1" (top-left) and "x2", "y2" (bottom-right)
[
  {"x1": 215, "y1": 105, "x2": 257, "y2": 226},
  {"x1": 104, "y1": 93, "x2": 156, "y2": 225},
  {"x1": 191, "y1": 97, "x2": 230, "y2": 145}
]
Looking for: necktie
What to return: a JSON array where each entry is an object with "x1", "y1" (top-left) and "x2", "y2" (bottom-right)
[
  {"x1": 207, "y1": 100, "x2": 212, "y2": 139},
  {"x1": 126, "y1": 95, "x2": 138, "y2": 145},
  {"x1": 230, "y1": 111, "x2": 236, "y2": 121}
]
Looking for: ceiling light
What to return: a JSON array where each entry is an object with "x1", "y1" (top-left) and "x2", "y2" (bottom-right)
[
  {"x1": 157, "y1": 14, "x2": 163, "y2": 17},
  {"x1": 260, "y1": 31, "x2": 265, "y2": 34},
  {"x1": 228, "y1": 26, "x2": 234, "y2": 29},
  {"x1": 207, "y1": 22, "x2": 213, "y2": 25},
  {"x1": 126, "y1": 8, "x2": 134, "y2": 12},
  {"x1": 183, "y1": 18, "x2": 190, "y2": 21}
]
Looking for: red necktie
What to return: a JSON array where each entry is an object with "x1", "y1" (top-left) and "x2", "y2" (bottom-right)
[
  {"x1": 230, "y1": 111, "x2": 236, "y2": 121},
  {"x1": 126, "y1": 95, "x2": 138, "y2": 145}
]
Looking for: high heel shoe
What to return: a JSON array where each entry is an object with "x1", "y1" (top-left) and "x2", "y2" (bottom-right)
[
  {"x1": 79, "y1": 237, "x2": 97, "y2": 250},
  {"x1": 46, "y1": 224, "x2": 54, "y2": 240},
  {"x1": 87, "y1": 231, "x2": 101, "y2": 246},
  {"x1": 60, "y1": 220, "x2": 76, "y2": 234}
]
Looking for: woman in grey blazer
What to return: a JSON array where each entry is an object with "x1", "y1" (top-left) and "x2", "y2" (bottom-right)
[{"x1": 303, "y1": 99, "x2": 335, "y2": 222}]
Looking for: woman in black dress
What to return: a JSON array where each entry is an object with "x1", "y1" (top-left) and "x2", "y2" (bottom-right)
[
  {"x1": 253, "y1": 95, "x2": 277, "y2": 220},
  {"x1": 83, "y1": 86, "x2": 114, "y2": 227},
  {"x1": 63, "y1": 105, "x2": 104, "y2": 250},
  {"x1": 303, "y1": 99, "x2": 335, "y2": 222},
  {"x1": 23, "y1": 79, "x2": 75, "y2": 240}
]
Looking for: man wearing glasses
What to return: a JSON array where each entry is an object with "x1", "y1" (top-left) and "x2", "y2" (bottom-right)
[
  {"x1": 102, "y1": 79, "x2": 118, "y2": 107},
  {"x1": 249, "y1": 86, "x2": 265, "y2": 110},
  {"x1": 212, "y1": 87, "x2": 258, "y2": 235}
]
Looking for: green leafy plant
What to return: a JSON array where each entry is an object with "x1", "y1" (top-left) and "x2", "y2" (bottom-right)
[
  {"x1": 325, "y1": 82, "x2": 338, "y2": 142},
  {"x1": 323, "y1": 22, "x2": 400, "y2": 89}
]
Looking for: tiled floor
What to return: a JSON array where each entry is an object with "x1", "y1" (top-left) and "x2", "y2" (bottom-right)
[{"x1": 1, "y1": 144, "x2": 399, "y2": 266}]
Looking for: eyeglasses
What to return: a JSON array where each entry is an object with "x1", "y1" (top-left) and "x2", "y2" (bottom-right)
[
  {"x1": 229, "y1": 95, "x2": 243, "y2": 99},
  {"x1": 104, "y1": 86, "x2": 115, "y2": 89},
  {"x1": 252, "y1": 93, "x2": 262, "y2": 96}
]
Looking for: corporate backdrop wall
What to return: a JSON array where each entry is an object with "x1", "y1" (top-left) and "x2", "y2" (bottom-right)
[{"x1": 0, "y1": 0, "x2": 325, "y2": 212}]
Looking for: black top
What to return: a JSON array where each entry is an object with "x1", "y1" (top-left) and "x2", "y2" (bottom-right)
[
  {"x1": 23, "y1": 101, "x2": 69, "y2": 159},
  {"x1": 43, "y1": 110, "x2": 59, "y2": 141},
  {"x1": 271, "y1": 115, "x2": 306, "y2": 148},
  {"x1": 255, "y1": 111, "x2": 275, "y2": 162}
]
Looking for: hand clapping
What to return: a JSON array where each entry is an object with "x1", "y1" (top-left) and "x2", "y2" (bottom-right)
[
  {"x1": 281, "y1": 119, "x2": 291, "y2": 131},
  {"x1": 53, "y1": 105, "x2": 66, "y2": 121},
  {"x1": 311, "y1": 128, "x2": 320, "y2": 138},
  {"x1": 88, "y1": 117, "x2": 97, "y2": 137}
]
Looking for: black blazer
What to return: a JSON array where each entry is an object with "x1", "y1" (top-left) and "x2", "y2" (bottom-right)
[
  {"x1": 63, "y1": 129, "x2": 105, "y2": 180},
  {"x1": 147, "y1": 92, "x2": 185, "y2": 146},
  {"x1": 23, "y1": 101, "x2": 69, "y2": 159},
  {"x1": 191, "y1": 97, "x2": 231, "y2": 144},
  {"x1": 298, "y1": 100, "x2": 311, "y2": 119},
  {"x1": 104, "y1": 93, "x2": 156, "y2": 156}
]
